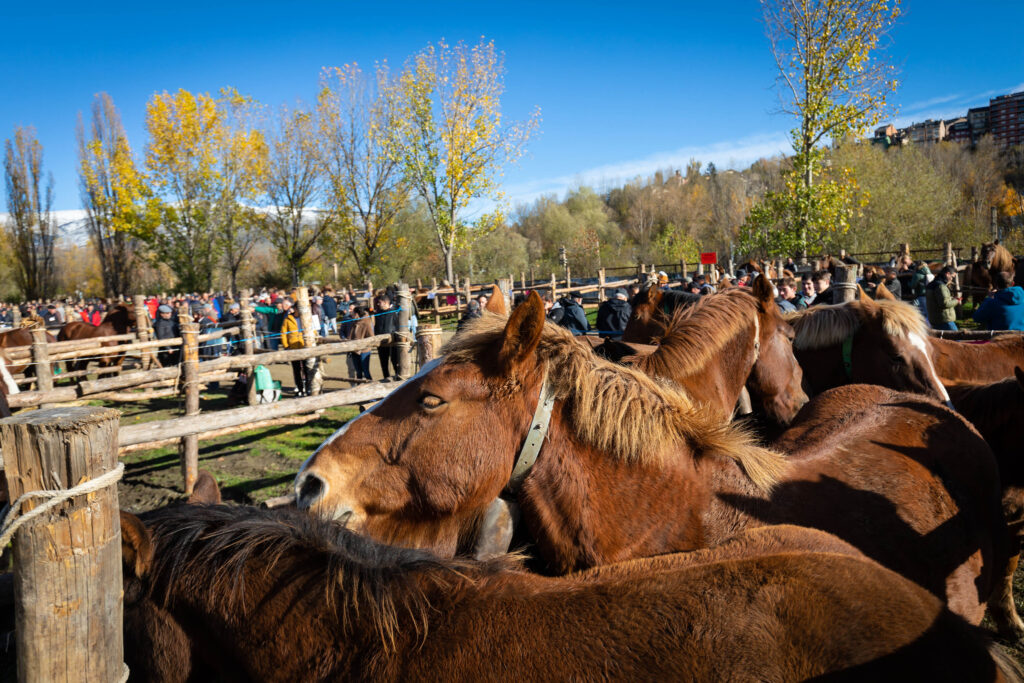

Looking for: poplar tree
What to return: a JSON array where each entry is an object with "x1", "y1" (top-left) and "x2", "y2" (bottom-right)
[
  {"x1": 388, "y1": 38, "x2": 539, "y2": 282},
  {"x1": 77, "y1": 93, "x2": 149, "y2": 298},
  {"x1": 3, "y1": 126, "x2": 57, "y2": 299},
  {"x1": 742, "y1": 0, "x2": 900, "y2": 258}
]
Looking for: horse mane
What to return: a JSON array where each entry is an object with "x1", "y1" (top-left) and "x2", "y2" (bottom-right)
[
  {"x1": 443, "y1": 313, "x2": 787, "y2": 491},
  {"x1": 987, "y1": 243, "x2": 1014, "y2": 272},
  {"x1": 788, "y1": 299, "x2": 928, "y2": 350},
  {"x1": 633, "y1": 289, "x2": 761, "y2": 381},
  {"x1": 139, "y1": 505, "x2": 518, "y2": 652}
]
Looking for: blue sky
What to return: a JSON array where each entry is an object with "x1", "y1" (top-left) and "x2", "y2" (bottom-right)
[{"x1": 2, "y1": 0, "x2": 1022, "y2": 213}]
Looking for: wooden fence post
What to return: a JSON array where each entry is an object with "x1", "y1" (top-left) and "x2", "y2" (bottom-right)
[
  {"x1": 464, "y1": 276, "x2": 472, "y2": 313},
  {"x1": 521, "y1": 271, "x2": 526, "y2": 291},
  {"x1": 133, "y1": 294, "x2": 153, "y2": 370},
  {"x1": 239, "y1": 300, "x2": 258, "y2": 406},
  {"x1": 431, "y1": 277, "x2": 441, "y2": 325},
  {"x1": 944, "y1": 242, "x2": 954, "y2": 267},
  {"x1": 598, "y1": 268, "x2": 606, "y2": 302},
  {"x1": 680, "y1": 260, "x2": 688, "y2": 280},
  {"x1": 296, "y1": 286, "x2": 321, "y2": 396},
  {"x1": 833, "y1": 264, "x2": 858, "y2": 303},
  {"x1": 565, "y1": 265, "x2": 572, "y2": 291},
  {"x1": 550, "y1": 273, "x2": 557, "y2": 300},
  {"x1": 179, "y1": 320, "x2": 200, "y2": 494},
  {"x1": 1, "y1": 406, "x2": 125, "y2": 683},
  {"x1": 30, "y1": 327, "x2": 53, "y2": 409},
  {"x1": 395, "y1": 283, "x2": 413, "y2": 378},
  {"x1": 11, "y1": 306, "x2": 21, "y2": 327}
]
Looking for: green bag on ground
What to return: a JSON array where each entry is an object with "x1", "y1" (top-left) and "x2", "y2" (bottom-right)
[{"x1": 253, "y1": 365, "x2": 274, "y2": 391}]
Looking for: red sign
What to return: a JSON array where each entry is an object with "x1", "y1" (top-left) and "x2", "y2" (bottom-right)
[{"x1": 700, "y1": 252, "x2": 718, "y2": 265}]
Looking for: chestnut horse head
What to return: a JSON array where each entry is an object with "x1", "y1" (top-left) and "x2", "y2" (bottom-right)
[
  {"x1": 622, "y1": 285, "x2": 701, "y2": 344},
  {"x1": 295, "y1": 292, "x2": 785, "y2": 557},
  {"x1": 981, "y1": 241, "x2": 1014, "y2": 271},
  {"x1": 630, "y1": 276, "x2": 806, "y2": 425},
  {"x1": 788, "y1": 298, "x2": 952, "y2": 404},
  {"x1": 103, "y1": 303, "x2": 137, "y2": 333}
]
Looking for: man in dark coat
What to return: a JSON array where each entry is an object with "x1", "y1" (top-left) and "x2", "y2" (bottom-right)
[
  {"x1": 153, "y1": 304, "x2": 181, "y2": 366},
  {"x1": 555, "y1": 292, "x2": 589, "y2": 336},
  {"x1": 596, "y1": 289, "x2": 631, "y2": 338},
  {"x1": 373, "y1": 296, "x2": 400, "y2": 380}
]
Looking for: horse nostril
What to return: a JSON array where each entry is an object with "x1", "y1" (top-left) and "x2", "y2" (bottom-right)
[{"x1": 295, "y1": 472, "x2": 326, "y2": 509}]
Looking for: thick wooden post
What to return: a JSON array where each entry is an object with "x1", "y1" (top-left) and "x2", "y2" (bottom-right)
[
  {"x1": 180, "y1": 320, "x2": 200, "y2": 494},
  {"x1": 296, "y1": 286, "x2": 321, "y2": 395},
  {"x1": 944, "y1": 242, "x2": 954, "y2": 267},
  {"x1": 498, "y1": 278, "x2": 513, "y2": 313},
  {"x1": 598, "y1": 268, "x2": 606, "y2": 302},
  {"x1": 395, "y1": 283, "x2": 413, "y2": 379},
  {"x1": 550, "y1": 273, "x2": 557, "y2": 300},
  {"x1": 680, "y1": 260, "x2": 688, "y2": 280},
  {"x1": 565, "y1": 265, "x2": 572, "y2": 291},
  {"x1": 464, "y1": 276, "x2": 472, "y2": 313},
  {"x1": 11, "y1": 306, "x2": 21, "y2": 327},
  {"x1": 30, "y1": 327, "x2": 53, "y2": 409},
  {"x1": 834, "y1": 264, "x2": 858, "y2": 303},
  {"x1": 521, "y1": 271, "x2": 526, "y2": 291},
  {"x1": 1, "y1": 407, "x2": 125, "y2": 683},
  {"x1": 417, "y1": 323, "x2": 442, "y2": 366},
  {"x1": 899, "y1": 243, "x2": 910, "y2": 259}
]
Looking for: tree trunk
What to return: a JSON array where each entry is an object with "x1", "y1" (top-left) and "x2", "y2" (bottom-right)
[{"x1": 444, "y1": 247, "x2": 454, "y2": 284}]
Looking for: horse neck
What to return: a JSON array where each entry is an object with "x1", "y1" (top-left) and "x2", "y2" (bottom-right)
[
  {"x1": 947, "y1": 380, "x2": 1023, "y2": 486},
  {"x1": 931, "y1": 338, "x2": 1020, "y2": 382},
  {"x1": 637, "y1": 321, "x2": 755, "y2": 420},
  {"x1": 517, "y1": 408, "x2": 760, "y2": 572}
]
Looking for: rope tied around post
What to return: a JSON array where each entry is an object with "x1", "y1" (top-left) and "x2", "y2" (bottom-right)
[{"x1": 0, "y1": 462, "x2": 124, "y2": 549}]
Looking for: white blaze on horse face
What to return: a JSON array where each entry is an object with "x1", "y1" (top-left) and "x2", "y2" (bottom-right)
[
  {"x1": 0, "y1": 356, "x2": 19, "y2": 395},
  {"x1": 907, "y1": 332, "x2": 952, "y2": 405},
  {"x1": 296, "y1": 357, "x2": 444, "y2": 475}
]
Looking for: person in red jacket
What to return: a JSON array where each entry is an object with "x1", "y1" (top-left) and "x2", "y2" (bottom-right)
[{"x1": 80, "y1": 303, "x2": 102, "y2": 326}]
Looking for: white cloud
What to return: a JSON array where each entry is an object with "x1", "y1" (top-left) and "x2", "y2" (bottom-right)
[{"x1": 497, "y1": 131, "x2": 791, "y2": 209}]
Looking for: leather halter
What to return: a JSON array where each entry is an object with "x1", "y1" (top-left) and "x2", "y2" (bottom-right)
[{"x1": 504, "y1": 371, "x2": 556, "y2": 495}]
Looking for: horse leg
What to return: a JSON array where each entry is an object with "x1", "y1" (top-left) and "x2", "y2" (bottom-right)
[{"x1": 987, "y1": 530, "x2": 1024, "y2": 641}]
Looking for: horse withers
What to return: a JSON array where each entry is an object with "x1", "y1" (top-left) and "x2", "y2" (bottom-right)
[
  {"x1": 295, "y1": 292, "x2": 1006, "y2": 629},
  {"x1": 120, "y1": 505, "x2": 1015, "y2": 682}
]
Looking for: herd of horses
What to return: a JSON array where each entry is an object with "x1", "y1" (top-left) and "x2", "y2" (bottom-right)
[
  {"x1": 104, "y1": 272, "x2": 1024, "y2": 680},
  {"x1": 6, "y1": 276, "x2": 1024, "y2": 677}
]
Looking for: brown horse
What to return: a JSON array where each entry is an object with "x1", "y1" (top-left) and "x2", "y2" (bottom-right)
[
  {"x1": 626, "y1": 280, "x2": 807, "y2": 425},
  {"x1": 787, "y1": 298, "x2": 952, "y2": 404},
  {"x1": 965, "y1": 242, "x2": 1015, "y2": 305},
  {"x1": 0, "y1": 326, "x2": 57, "y2": 375},
  {"x1": 120, "y1": 505, "x2": 1015, "y2": 682},
  {"x1": 620, "y1": 277, "x2": 807, "y2": 425},
  {"x1": 57, "y1": 304, "x2": 137, "y2": 374},
  {"x1": 295, "y1": 293, "x2": 1005, "y2": 628},
  {"x1": 947, "y1": 369, "x2": 1024, "y2": 638},
  {"x1": 929, "y1": 335, "x2": 1024, "y2": 383}
]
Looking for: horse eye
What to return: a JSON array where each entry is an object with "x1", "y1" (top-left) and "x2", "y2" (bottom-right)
[{"x1": 419, "y1": 394, "x2": 445, "y2": 410}]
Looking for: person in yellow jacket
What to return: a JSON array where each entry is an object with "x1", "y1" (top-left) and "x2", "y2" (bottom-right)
[{"x1": 279, "y1": 299, "x2": 309, "y2": 396}]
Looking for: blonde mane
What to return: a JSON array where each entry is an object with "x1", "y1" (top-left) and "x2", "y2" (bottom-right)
[
  {"x1": 444, "y1": 315, "x2": 787, "y2": 491},
  {"x1": 788, "y1": 299, "x2": 929, "y2": 350},
  {"x1": 637, "y1": 289, "x2": 762, "y2": 380}
]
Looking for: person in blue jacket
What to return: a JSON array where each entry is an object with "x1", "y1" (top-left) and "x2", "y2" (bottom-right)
[{"x1": 974, "y1": 271, "x2": 1024, "y2": 331}]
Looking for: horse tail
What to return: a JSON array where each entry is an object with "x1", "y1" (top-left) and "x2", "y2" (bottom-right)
[{"x1": 988, "y1": 640, "x2": 1024, "y2": 683}]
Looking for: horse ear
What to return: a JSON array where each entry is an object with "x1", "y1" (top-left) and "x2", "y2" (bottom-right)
[
  {"x1": 498, "y1": 291, "x2": 545, "y2": 370},
  {"x1": 875, "y1": 282, "x2": 897, "y2": 301},
  {"x1": 120, "y1": 511, "x2": 154, "y2": 579},
  {"x1": 751, "y1": 273, "x2": 774, "y2": 305},
  {"x1": 485, "y1": 284, "x2": 507, "y2": 316},
  {"x1": 188, "y1": 470, "x2": 222, "y2": 505}
]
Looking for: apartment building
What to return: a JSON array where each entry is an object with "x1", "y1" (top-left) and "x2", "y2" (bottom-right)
[{"x1": 990, "y1": 91, "x2": 1024, "y2": 147}]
